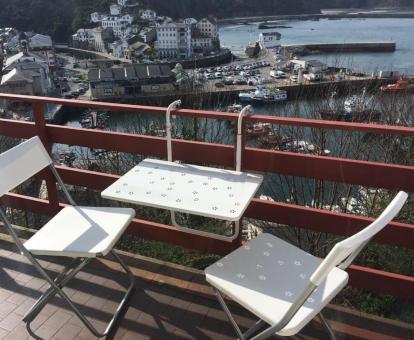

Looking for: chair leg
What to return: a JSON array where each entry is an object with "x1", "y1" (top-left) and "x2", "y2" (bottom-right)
[
  {"x1": 24, "y1": 250, "x2": 135, "y2": 338},
  {"x1": 213, "y1": 287, "x2": 245, "y2": 339},
  {"x1": 23, "y1": 258, "x2": 90, "y2": 323},
  {"x1": 319, "y1": 312, "x2": 337, "y2": 340},
  {"x1": 243, "y1": 319, "x2": 268, "y2": 339}
]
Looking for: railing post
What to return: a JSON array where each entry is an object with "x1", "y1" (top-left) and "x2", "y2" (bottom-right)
[{"x1": 32, "y1": 102, "x2": 60, "y2": 212}]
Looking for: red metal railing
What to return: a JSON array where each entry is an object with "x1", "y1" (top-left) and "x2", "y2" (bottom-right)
[{"x1": 1, "y1": 93, "x2": 414, "y2": 301}]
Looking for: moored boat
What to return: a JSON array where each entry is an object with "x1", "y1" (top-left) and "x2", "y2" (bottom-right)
[
  {"x1": 380, "y1": 78, "x2": 414, "y2": 92},
  {"x1": 246, "y1": 122, "x2": 271, "y2": 137},
  {"x1": 239, "y1": 86, "x2": 287, "y2": 104},
  {"x1": 226, "y1": 103, "x2": 243, "y2": 113},
  {"x1": 320, "y1": 90, "x2": 380, "y2": 122}
]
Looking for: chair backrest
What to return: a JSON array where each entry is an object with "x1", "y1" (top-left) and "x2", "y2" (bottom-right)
[
  {"x1": 310, "y1": 191, "x2": 408, "y2": 286},
  {"x1": 0, "y1": 136, "x2": 52, "y2": 198}
]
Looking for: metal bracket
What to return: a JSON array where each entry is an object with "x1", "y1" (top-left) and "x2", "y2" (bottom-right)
[{"x1": 165, "y1": 101, "x2": 247, "y2": 241}]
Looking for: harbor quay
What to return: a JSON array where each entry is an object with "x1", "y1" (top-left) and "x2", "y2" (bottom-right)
[{"x1": 84, "y1": 77, "x2": 394, "y2": 107}]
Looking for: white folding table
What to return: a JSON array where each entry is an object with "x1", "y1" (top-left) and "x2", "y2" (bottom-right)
[{"x1": 101, "y1": 101, "x2": 263, "y2": 240}]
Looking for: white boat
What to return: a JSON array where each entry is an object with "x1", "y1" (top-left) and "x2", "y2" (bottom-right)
[
  {"x1": 280, "y1": 140, "x2": 331, "y2": 156},
  {"x1": 320, "y1": 90, "x2": 380, "y2": 122},
  {"x1": 239, "y1": 86, "x2": 287, "y2": 104},
  {"x1": 246, "y1": 122, "x2": 271, "y2": 137},
  {"x1": 344, "y1": 88, "x2": 376, "y2": 114},
  {"x1": 226, "y1": 103, "x2": 243, "y2": 113}
]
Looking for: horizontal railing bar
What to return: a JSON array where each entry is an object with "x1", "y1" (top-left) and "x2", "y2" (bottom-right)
[
  {"x1": 1, "y1": 121, "x2": 413, "y2": 192},
  {"x1": 0, "y1": 94, "x2": 239, "y2": 120},
  {"x1": 248, "y1": 115, "x2": 414, "y2": 137},
  {"x1": 47, "y1": 126, "x2": 414, "y2": 193},
  {"x1": 244, "y1": 147, "x2": 414, "y2": 192},
  {"x1": 1, "y1": 94, "x2": 414, "y2": 136},
  {"x1": 2, "y1": 192, "x2": 414, "y2": 300},
  {"x1": 0, "y1": 193, "x2": 236, "y2": 255},
  {"x1": 47, "y1": 124, "x2": 235, "y2": 167},
  {"x1": 247, "y1": 199, "x2": 414, "y2": 249},
  {"x1": 348, "y1": 264, "x2": 414, "y2": 301},
  {"x1": 0, "y1": 119, "x2": 36, "y2": 138},
  {"x1": 55, "y1": 166, "x2": 414, "y2": 250}
]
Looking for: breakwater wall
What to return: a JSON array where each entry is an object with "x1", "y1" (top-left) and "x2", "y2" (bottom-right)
[
  {"x1": 284, "y1": 42, "x2": 396, "y2": 56},
  {"x1": 218, "y1": 12, "x2": 414, "y2": 25}
]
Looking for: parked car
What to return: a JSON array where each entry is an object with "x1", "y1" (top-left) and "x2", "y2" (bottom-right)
[
  {"x1": 224, "y1": 77, "x2": 234, "y2": 85},
  {"x1": 270, "y1": 70, "x2": 287, "y2": 79}
]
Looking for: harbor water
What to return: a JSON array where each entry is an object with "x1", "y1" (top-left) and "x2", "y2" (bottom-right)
[{"x1": 219, "y1": 18, "x2": 414, "y2": 74}]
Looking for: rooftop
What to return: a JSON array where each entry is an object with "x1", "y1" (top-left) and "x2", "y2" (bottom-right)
[{"x1": 88, "y1": 64, "x2": 173, "y2": 82}]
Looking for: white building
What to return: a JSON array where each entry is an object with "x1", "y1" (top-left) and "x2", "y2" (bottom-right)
[
  {"x1": 72, "y1": 28, "x2": 96, "y2": 50},
  {"x1": 91, "y1": 27, "x2": 112, "y2": 52},
  {"x1": 110, "y1": 4, "x2": 121, "y2": 16},
  {"x1": 72, "y1": 29, "x2": 95, "y2": 44},
  {"x1": 117, "y1": 0, "x2": 128, "y2": 7},
  {"x1": 121, "y1": 14, "x2": 134, "y2": 25},
  {"x1": 196, "y1": 17, "x2": 218, "y2": 40},
  {"x1": 28, "y1": 34, "x2": 53, "y2": 50},
  {"x1": 102, "y1": 16, "x2": 131, "y2": 39},
  {"x1": 141, "y1": 9, "x2": 157, "y2": 21},
  {"x1": 91, "y1": 12, "x2": 104, "y2": 23},
  {"x1": 155, "y1": 21, "x2": 192, "y2": 60},
  {"x1": 109, "y1": 40, "x2": 125, "y2": 58},
  {"x1": 259, "y1": 32, "x2": 281, "y2": 49}
]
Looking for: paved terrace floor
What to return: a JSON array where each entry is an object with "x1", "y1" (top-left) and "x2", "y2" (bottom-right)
[{"x1": 0, "y1": 232, "x2": 413, "y2": 340}]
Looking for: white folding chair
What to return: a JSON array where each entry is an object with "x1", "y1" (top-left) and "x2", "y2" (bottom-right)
[
  {"x1": 205, "y1": 191, "x2": 408, "y2": 339},
  {"x1": 0, "y1": 136, "x2": 136, "y2": 338}
]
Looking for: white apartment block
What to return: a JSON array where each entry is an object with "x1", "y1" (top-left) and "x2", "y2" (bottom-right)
[{"x1": 155, "y1": 22, "x2": 192, "y2": 59}]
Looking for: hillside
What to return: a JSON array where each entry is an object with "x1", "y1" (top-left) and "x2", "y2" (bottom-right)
[{"x1": 0, "y1": 0, "x2": 413, "y2": 42}]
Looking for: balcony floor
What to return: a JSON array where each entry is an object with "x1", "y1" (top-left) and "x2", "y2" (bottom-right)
[{"x1": 0, "y1": 235, "x2": 412, "y2": 340}]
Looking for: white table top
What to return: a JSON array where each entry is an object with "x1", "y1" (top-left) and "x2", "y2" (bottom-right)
[{"x1": 102, "y1": 158, "x2": 263, "y2": 221}]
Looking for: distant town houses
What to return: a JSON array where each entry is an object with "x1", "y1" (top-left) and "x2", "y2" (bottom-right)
[
  {"x1": 4, "y1": 32, "x2": 56, "y2": 68},
  {"x1": 0, "y1": 31, "x2": 54, "y2": 96},
  {"x1": 72, "y1": 0, "x2": 220, "y2": 63},
  {"x1": 109, "y1": 35, "x2": 150, "y2": 59},
  {"x1": 141, "y1": 9, "x2": 157, "y2": 21},
  {"x1": 138, "y1": 27, "x2": 156, "y2": 44}
]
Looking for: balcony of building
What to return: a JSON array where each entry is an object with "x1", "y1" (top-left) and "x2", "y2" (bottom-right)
[{"x1": 0, "y1": 93, "x2": 413, "y2": 339}]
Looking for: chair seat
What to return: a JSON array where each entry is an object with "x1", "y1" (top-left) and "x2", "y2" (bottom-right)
[
  {"x1": 24, "y1": 206, "x2": 135, "y2": 258},
  {"x1": 205, "y1": 233, "x2": 348, "y2": 336}
]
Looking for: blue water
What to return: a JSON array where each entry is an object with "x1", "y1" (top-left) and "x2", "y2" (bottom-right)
[{"x1": 220, "y1": 18, "x2": 414, "y2": 74}]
